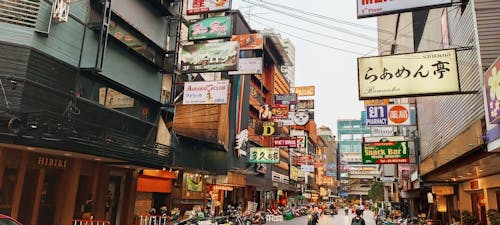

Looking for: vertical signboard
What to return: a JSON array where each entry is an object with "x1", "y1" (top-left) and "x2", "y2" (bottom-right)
[{"x1": 485, "y1": 57, "x2": 500, "y2": 124}]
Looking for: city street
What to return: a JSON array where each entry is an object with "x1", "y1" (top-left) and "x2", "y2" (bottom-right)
[{"x1": 278, "y1": 210, "x2": 376, "y2": 225}]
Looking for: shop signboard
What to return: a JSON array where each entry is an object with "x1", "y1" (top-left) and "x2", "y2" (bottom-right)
[
  {"x1": 292, "y1": 155, "x2": 313, "y2": 165},
  {"x1": 293, "y1": 86, "x2": 315, "y2": 96},
  {"x1": 293, "y1": 111, "x2": 310, "y2": 126},
  {"x1": 274, "y1": 112, "x2": 294, "y2": 126},
  {"x1": 362, "y1": 136, "x2": 410, "y2": 164},
  {"x1": 181, "y1": 42, "x2": 239, "y2": 73},
  {"x1": 188, "y1": 16, "x2": 232, "y2": 41},
  {"x1": 274, "y1": 137, "x2": 297, "y2": 148},
  {"x1": 301, "y1": 165, "x2": 315, "y2": 172},
  {"x1": 249, "y1": 147, "x2": 279, "y2": 164},
  {"x1": 364, "y1": 99, "x2": 390, "y2": 106},
  {"x1": 432, "y1": 186, "x2": 454, "y2": 195},
  {"x1": 297, "y1": 100, "x2": 315, "y2": 110},
  {"x1": 365, "y1": 104, "x2": 411, "y2": 126},
  {"x1": 231, "y1": 33, "x2": 264, "y2": 50},
  {"x1": 295, "y1": 136, "x2": 308, "y2": 149},
  {"x1": 484, "y1": 57, "x2": 500, "y2": 124},
  {"x1": 357, "y1": 0, "x2": 452, "y2": 19},
  {"x1": 274, "y1": 94, "x2": 298, "y2": 105},
  {"x1": 358, "y1": 49, "x2": 460, "y2": 99},
  {"x1": 271, "y1": 104, "x2": 289, "y2": 119},
  {"x1": 290, "y1": 166, "x2": 300, "y2": 181},
  {"x1": 255, "y1": 121, "x2": 283, "y2": 136},
  {"x1": 229, "y1": 57, "x2": 263, "y2": 75},
  {"x1": 325, "y1": 170, "x2": 337, "y2": 177},
  {"x1": 371, "y1": 126, "x2": 395, "y2": 137},
  {"x1": 183, "y1": 80, "x2": 229, "y2": 104},
  {"x1": 186, "y1": 0, "x2": 232, "y2": 15}
]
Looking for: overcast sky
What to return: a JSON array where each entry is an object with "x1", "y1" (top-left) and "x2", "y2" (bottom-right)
[{"x1": 231, "y1": 0, "x2": 379, "y2": 133}]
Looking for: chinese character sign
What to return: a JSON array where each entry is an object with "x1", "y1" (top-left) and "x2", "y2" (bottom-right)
[
  {"x1": 484, "y1": 57, "x2": 500, "y2": 124},
  {"x1": 249, "y1": 148, "x2": 280, "y2": 164},
  {"x1": 358, "y1": 49, "x2": 460, "y2": 99},
  {"x1": 186, "y1": 0, "x2": 232, "y2": 15}
]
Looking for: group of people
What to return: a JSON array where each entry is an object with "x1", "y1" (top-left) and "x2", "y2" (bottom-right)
[{"x1": 307, "y1": 204, "x2": 366, "y2": 225}]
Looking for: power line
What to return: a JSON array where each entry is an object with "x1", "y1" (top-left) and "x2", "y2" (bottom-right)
[
  {"x1": 248, "y1": 14, "x2": 376, "y2": 49},
  {"x1": 251, "y1": 20, "x2": 366, "y2": 55}
]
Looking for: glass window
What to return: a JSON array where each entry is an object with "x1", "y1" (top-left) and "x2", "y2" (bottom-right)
[
  {"x1": 352, "y1": 134, "x2": 362, "y2": 140},
  {"x1": 340, "y1": 134, "x2": 352, "y2": 141}
]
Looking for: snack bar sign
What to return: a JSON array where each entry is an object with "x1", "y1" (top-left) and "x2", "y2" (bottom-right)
[
  {"x1": 250, "y1": 147, "x2": 279, "y2": 164},
  {"x1": 362, "y1": 136, "x2": 410, "y2": 164},
  {"x1": 366, "y1": 104, "x2": 411, "y2": 126}
]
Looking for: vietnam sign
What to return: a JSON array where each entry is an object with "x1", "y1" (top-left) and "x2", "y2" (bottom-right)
[
  {"x1": 250, "y1": 147, "x2": 279, "y2": 164},
  {"x1": 357, "y1": 0, "x2": 452, "y2": 19},
  {"x1": 358, "y1": 49, "x2": 460, "y2": 99},
  {"x1": 366, "y1": 104, "x2": 411, "y2": 126},
  {"x1": 362, "y1": 140, "x2": 410, "y2": 164},
  {"x1": 274, "y1": 137, "x2": 297, "y2": 148},
  {"x1": 188, "y1": 16, "x2": 232, "y2": 41},
  {"x1": 186, "y1": 0, "x2": 232, "y2": 15},
  {"x1": 181, "y1": 42, "x2": 239, "y2": 73},
  {"x1": 183, "y1": 80, "x2": 229, "y2": 104}
]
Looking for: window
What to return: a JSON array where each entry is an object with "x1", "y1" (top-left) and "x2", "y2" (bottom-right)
[
  {"x1": 0, "y1": 0, "x2": 40, "y2": 28},
  {"x1": 340, "y1": 134, "x2": 352, "y2": 141},
  {"x1": 352, "y1": 134, "x2": 362, "y2": 140}
]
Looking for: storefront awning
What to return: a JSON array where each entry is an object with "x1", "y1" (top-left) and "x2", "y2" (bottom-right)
[{"x1": 137, "y1": 170, "x2": 177, "y2": 193}]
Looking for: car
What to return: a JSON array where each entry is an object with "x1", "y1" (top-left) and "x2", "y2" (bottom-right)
[{"x1": 0, "y1": 214, "x2": 22, "y2": 225}]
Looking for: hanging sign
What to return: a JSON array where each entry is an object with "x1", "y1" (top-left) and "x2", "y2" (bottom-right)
[
  {"x1": 358, "y1": 0, "x2": 452, "y2": 19},
  {"x1": 484, "y1": 57, "x2": 500, "y2": 124},
  {"x1": 228, "y1": 57, "x2": 263, "y2": 75},
  {"x1": 362, "y1": 136, "x2": 410, "y2": 164},
  {"x1": 249, "y1": 147, "x2": 280, "y2": 164},
  {"x1": 255, "y1": 121, "x2": 283, "y2": 136},
  {"x1": 181, "y1": 41, "x2": 239, "y2": 73},
  {"x1": 365, "y1": 104, "x2": 411, "y2": 126},
  {"x1": 358, "y1": 49, "x2": 460, "y2": 99},
  {"x1": 274, "y1": 137, "x2": 298, "y2": 148},
  {"x1": 186, "y1": 0, "x2": 232, "y2": 15},
  {"x1": 274, "y1": 94, "x2": 298, "y2": 105},
  {"x1": 293, "y1": 86, "x2": 315, "y2": 96},
  {"x1": 231, "y1": 33, "x2": 264, "y2": 50},
  {"x1": 188, "y1": 16, "x2": 232, "y2": 41},
  {"x1": 271, "y1": 104, "x2": 289, "y2": 119},
  {"x1": 274, "y1": 112, "x2": 294, "y2": 126},
  {"x1": 183, "y1": 80, "x2": 229, "y2": 104},
  {"x1": 301, "y1": 165, "x2": 315, "y2": 172},
  {"x1": 293, "y1": 111, "x2": 310, "y2": 126},
  {"x1": 297, "y1": 100, "x2": 314, "y2": 110},
  {"x1": 295, "y1": 136, "x2": 308, "y2": 149}
]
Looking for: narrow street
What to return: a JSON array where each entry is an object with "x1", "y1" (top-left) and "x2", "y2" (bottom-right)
[{"x1": 278, "y1": 210, "x2": 376, "y2": 225}]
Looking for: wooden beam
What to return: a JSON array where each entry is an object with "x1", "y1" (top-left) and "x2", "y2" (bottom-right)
[
  {"x1": 30, "y1": 168, "x2": 45, "y2": 225},
  {"x1": 0, "y1": 147, "x2": 5, "y2": 190},
  {"x1": 10, "y1": 151, "x2": 28, "y2": 219}
]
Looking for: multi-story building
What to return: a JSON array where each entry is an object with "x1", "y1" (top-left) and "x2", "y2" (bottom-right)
[
  {"x1": 377, "y1": 0, "x2": 500, "y2": 222},
  {"x1": 0, "y1": 0, "x2": 180, "y2": 224},
  {"x1": 282, "y1": 38, "x2": 296, "y2": 87},
  {"x1": 318, "y1": 126, "x2": 339, "y2": 198}
]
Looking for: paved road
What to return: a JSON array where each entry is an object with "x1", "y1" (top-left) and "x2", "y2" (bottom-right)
[{"x1": 274, "y1": 210, "x2": 376, "y2": 225}]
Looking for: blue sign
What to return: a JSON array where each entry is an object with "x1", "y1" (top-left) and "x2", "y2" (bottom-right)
[
  {"x1": 325, "y1": 163, "x2": 337, "y2": 170},
  {"x1": 326, "y1": 171, "x2": 337, "y2": 177},
  {"x1": 365, "y1": 105, "x2": 388, "y2": 126}
]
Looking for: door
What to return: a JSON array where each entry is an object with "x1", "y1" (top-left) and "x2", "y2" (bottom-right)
[{"x1": 107, "y1": 176, "x2": 122, "y2": 225}]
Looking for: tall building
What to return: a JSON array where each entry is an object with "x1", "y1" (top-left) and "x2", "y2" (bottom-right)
[{"x1": 282, "y1": 38, "x2": 296, "y2": 87}]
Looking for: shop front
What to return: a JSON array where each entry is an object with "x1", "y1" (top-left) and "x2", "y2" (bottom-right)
[{"x1": 134, "y1": 169, "x2": 178, "y2": 216}]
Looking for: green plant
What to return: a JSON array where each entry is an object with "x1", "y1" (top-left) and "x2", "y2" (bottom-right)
[
  {"x1": 488, "y1": 209, "x2": 500, "y2": 225},
  {"x1": 462, "y1": 211, "x2": 475, "y2": 225},
  {"x1": 368, "y1": 181, "x2": 384, "y2": 202}
]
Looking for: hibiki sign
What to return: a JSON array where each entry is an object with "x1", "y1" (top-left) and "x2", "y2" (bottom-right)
[{"x1": 366, "y1": 104, "x2": 411, "y2": 126}]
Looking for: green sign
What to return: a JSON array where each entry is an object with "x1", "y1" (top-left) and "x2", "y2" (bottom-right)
[
  {"x1": 362, "y1": 141, "x2": 410, "y2": 164},
  {"x1": 250, "y1": 147, "x2": 279, "y2": 164},
  {"x1": 188, "y1": 16, "x2": 232, "y2": 41}
]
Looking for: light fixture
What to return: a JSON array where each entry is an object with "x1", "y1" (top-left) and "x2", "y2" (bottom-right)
[
  {"x1": 162, "y1": 167, "x2": 166, "y2": 171},
  {"x1": 169, "y1": 168, "x2": 172, "y2": 172},
  {"x1": 63, "y1": 153, "x2": 72, "y2": 156},
  {"x1": 451, "y1": 178, "x2": 457, "y2": 181},
  {"x1": 479, "y1": 169, "x2": 484, "y2": 172},
  {"x1": 459, "y1": 175, "x2": 464, "y2": 178},
  {"x1": 467, "y1": 172, "x2": 472, "y2": 175},
  {"x1": 94, "y1": 158, "x2": 102, "y2": 161},
  {"x1": 26, "y1": 147, "x2": 36, "y2": 151}
]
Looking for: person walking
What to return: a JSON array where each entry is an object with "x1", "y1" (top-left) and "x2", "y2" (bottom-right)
[
  {"x1": 359, "y1": 204, "x2": 365, "y2": 217},
  {"x1": 351, "y1": 210, "x2": 366, "y2": 225}
]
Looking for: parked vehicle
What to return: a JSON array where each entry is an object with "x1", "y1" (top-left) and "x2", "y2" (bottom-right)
[{"x1": 0, "y1": 214, "x2": 22, "y2": 225}]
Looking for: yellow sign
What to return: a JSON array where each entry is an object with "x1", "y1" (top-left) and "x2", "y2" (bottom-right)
[
  {"x1": 436, "y1": 195, "x2": 447, "y2": 212},
  {"x1": 290, "y1": 166, "x2": 299, "y2": 181},
  {"x1": 432, "y1": 186, "x2": 454, "y2": 195},
  {"x1": 364, "y1": 99, "x2": 390, "y2": 106},
  {"x1": 293, "y1": 86, "x2": 315, "y2": 96},
  {"x1": 358, "y1": 49, "x2": 460, "y2": 99}
]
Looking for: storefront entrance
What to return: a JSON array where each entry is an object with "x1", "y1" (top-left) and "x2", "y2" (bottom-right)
[{"x1": 471, "y1": 191, "x2": 487, "y2": 225}]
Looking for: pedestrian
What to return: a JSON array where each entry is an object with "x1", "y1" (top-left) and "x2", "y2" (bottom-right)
[
  {"x1": 81, "y1": 194, "x2": 93, "y2": 220},
  {"x1": 308, "y1": 208, "x2": 319, "y2": 225},
  {"x1": 351, "y1": 210, "x2": 366, "y2": 225},
  {"x1": 359, "y1": 204, "x2": 365, "y2": 217}
]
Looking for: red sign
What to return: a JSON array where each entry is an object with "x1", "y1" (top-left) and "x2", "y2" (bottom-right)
[
  {"x1": 272, "y1": 104, "x2": 289, "y2": 119},
  {"x1": 388, "y1": 104, "x2": 410, "y2": 125},
  {"x1": 274, "y1": 137, "x2": 297, "y2": 148},
  {"x1": 292, "y1": 156, "x2": 312, "y2": 165}
]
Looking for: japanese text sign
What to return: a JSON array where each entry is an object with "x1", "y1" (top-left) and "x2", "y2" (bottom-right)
[
  {"x1": 271, "y1": 104, "x2": 289, "y2": 119},
  {"x1": 274, "y1": 94, "x2": 298, "y2": 105},
  {"x1": 362, "y1": 136, "x2": 410, "y2": 164},
  {"x1": 181, "y1": 42, "x2": 239, "y2": 73},
  {"x1": 250, "y1": 147, "x2": 279, "y2": 164},
  {"x1": 484, "y1": 57, "x2": 500, "y2": 124},
  {"x1": 364, "y1": 99, "x2": 390, "y2": 106},
  {"x1": 293, "y1": 86, "x2": 315, "y2": 96},
  {"x1": 231, "y1": 34, "x2": 264, "y2": 50},
  {"x1": 365, "y1": 104, "x2": 411, "y2": 126},
  {"x1": 188, "y1": 16, "x2": 232, "y2": 41},
  {"x1": 228, "y1": 57, "x2": 263, "y2": 75},
  {"x1": 274, "y1": 137, "x2": 297, "y2": 148},
  {"x1": 357, "y1": 0, "x2": 452, "y2": 19},
  {"x1": 183, "y1": 80, "x2": 229, "y2": 104},
  {"x1": 186, "y1": 0, "x2": 232, "y2": 15},
  {"x1": 358, "y1": 49, "x2": 460, "y2": 99},
  {"x1": 297, "y1": 100, "x2": 314, "y2": 110}
]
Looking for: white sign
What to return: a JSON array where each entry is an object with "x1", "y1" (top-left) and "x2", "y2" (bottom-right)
[
  {"x1": 358, "y1": 49, "x2": 460, "y2": 99},
  {"x1": 274, "y1": 112, "x2": 294, "y2": 126},
  {"x1": 301, "y1": 165, "x2": 314, "y2": 172},
  {"x1": 229, "y1": 57, "x2": 263, "y2": 75},
  {"x1": 371, "y1": 127, "x2": 395, "y2": 137},
  {"x1": 364, "y1": 136, "x2": 405, "y2": 143},
  {"x1": 183, "y1": 80, "x2": 229, "y2": 104},
  {"x1": 357, "y1": 0, "x2": 452, "y2": 18}
]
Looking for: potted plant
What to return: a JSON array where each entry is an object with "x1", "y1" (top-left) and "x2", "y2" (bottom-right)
[
  {"x1": 488, "y1": 209, "x2": 500, "y2": 225},
  {"x1": 462, "y1": 211, "x2": 475, "y2": 225}
]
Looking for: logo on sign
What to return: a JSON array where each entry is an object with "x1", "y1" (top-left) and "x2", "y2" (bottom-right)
[
  {"x1": 366, "y1": 105, "x2": 388, "y2": 125},
  {"x1": 388, "y1": 105, "x2": 409, "y2": 124}
]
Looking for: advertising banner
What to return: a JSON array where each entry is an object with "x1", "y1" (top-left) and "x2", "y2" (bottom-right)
[
  {"x1": 250, "y1": 147, "x2": 279, "y2": 164},
  {"x1": 295, "y1": 136, "x2": 308, "y2": 149},
  {"x1": 293, "y1": 86, "x2": 315, "y2": 96},
  {"x1": 255, "y1": 121, "x2": 283, "y2": 136},
  {"x1": 292, "y1": 156, "x2": 313, "y2": 165},
  {"x1": 186, "y1": 0, "x2": 232, "y2": 15},
  {"x1": 484, "y1": 57, "x2": 500, "y2": 124},
  {"x1": 297, "y1": 100, "x2": 314, "y2": 110},
  {"x1": 358, "y1": 49, "x2": 460, "y2": 99},
  {"x1": 357, "y1": 0, "x2": 452, "y2": 18},
  {"x1": 274, "y1": 112, "x2": 294, "y2": 126},
  {"x1": 362, "y1": 138, "x2": 410, "y2": 164},
  {"x1": 183, "y1": 80, "x2": 229, "y2": 104},
  {"x1": 229, "y1": 57, "x2": 263, "y2": 75},
  {"x1": 274, "y1": 137, "x2": 297, "y2": 148},
  {"x1": 188, "y1": 16, "x2": 232, "y2": 41},
  {"x1": 364, "y1": 99, "x2": 390, "y2": 106},
  {"x1": 271, "y1": 104, "x2": 289, "y2": 119},
  {"x1": 274, "y1": 94, "x2": 298, "y2": 105},
  {"x1": 231, "y1": 33, "x2": 264, "y2": 50},
  {"x1": 290, "y1": 166, "x2": 300, "y2": 181},
  {"x1": 365, "y1": 104, "x2": 411, "y2": 126},
  {"x1": 292, "y1": 111, "x2": 310, "y2": 126},
  {"x1": 181, "y1": 41, "x2": 239, "y2": 73},
  {"x1": 301, "y1": 165, "x2": 314, "y2": 172}
]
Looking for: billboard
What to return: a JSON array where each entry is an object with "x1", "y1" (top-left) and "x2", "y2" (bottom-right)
[
  {"x1": 183, "y1": 80, "x2": 229, "y2": 104},
  {"x1": 231, "y1": 34, "x2": 264, "y2": 50},
  {"x1": 292, "y1": 156, "x2": 313, "y2": 166},
  {"x1": 274, "y1": 112, "x2": 294, "y2": 125},
  {"x1": 274, "y1": 137, "x2": 297, "y2": 148},
  {"x1": 188, "y1": 16, "x2": 232, "y2": 41},
  {"x1": 228, "y1": 57, "x2": 263, "y2": 75},
  {"x1": 362, "y1": 136, "x2": 410, "y2": 164},
  {"x1": 301, "y1": 165, "x2": 314, "y2": 172},
  {"x1": 357, "y1": 0, "x2": 452, "y2": 18},
  {"x1": 255, "y1": 121, "x2": 283, "y2": 136},
  {"x1": 181, "y1": 42, "x2": 239, "y2": 73},
  {"x1": 292, "y1": 111, "x2": 310, "y2": 126},
  {"x1": 358, "y1": 49, "x2": 460, "y2": 99},
  {"x1": 250, "y1": 147, "x2": 279, "y2": 164},
  {"x1": 271, "y1": 104, "x2": 289, "y2": 119},
  {"x1": 371, "y1": 127, "x2": 396, "y2": 137},
  {"x1": 274, "y1": 94, "x2": 298, "y2": 105},
  {"x1": 186, "y1": 0, "x2": 232, "y2": 15},
  {"x1": 365, "y1": 104, "x2": 411, "y2": 126},
  {"x1": 293, "y1": 86, "x2": 315, "y2": 96},
  {"x1": 485, "y1": 57, "x2": 500, "y2": 124},
  {"x1": 297, "y1": 100, "x2": 314, "y2": 110}
]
